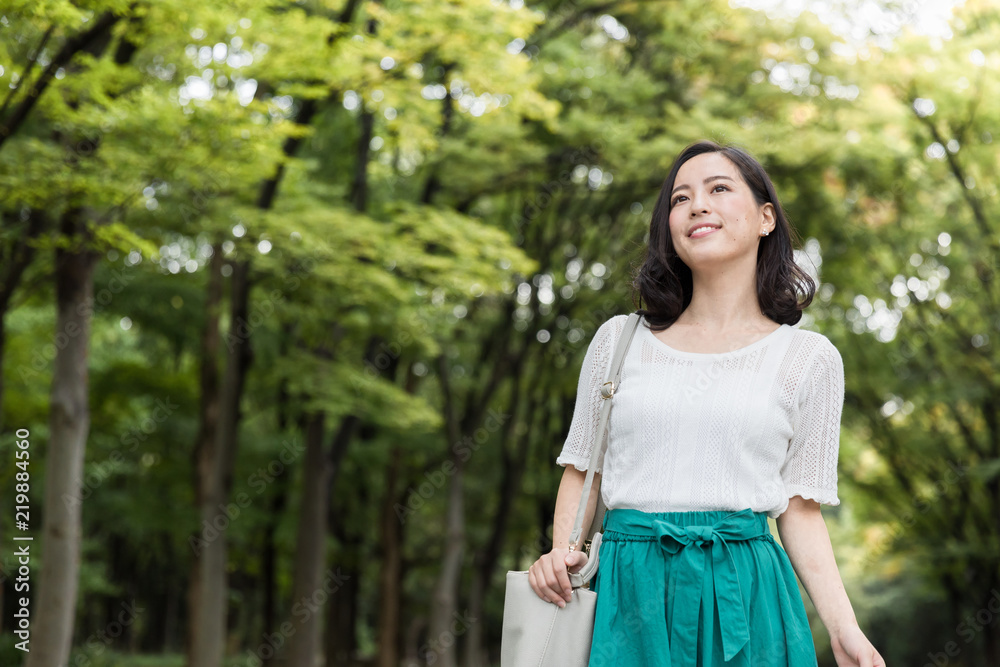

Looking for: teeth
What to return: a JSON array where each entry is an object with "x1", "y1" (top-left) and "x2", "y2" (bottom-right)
[{"x1": 691, "y1": 226, "x2": 717, "y2": 235}]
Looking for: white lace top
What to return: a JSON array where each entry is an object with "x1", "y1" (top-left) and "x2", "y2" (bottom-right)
[{"x1": 556, "y1": 314, "x2": 844, "y2": 519}]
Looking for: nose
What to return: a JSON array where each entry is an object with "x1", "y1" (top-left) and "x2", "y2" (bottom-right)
[{"x1": 689, "y1": 189, "x2": 711, "y2": 215}]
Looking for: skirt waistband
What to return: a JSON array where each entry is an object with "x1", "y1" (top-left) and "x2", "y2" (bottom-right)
[
  {"x1": 602, "y1": 507, "x2": 769, "y2": 541},
  {"x1": 599, "y1": 507, "x2": 772, "y2": 662}
]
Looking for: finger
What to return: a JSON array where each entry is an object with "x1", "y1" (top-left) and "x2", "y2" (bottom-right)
[
  {"x1": 529, "y1": 566, "x2": 553, "y2": 603},
  {"x1": 563, "y1": 551, "x2": 580, "y2": 572},
  {"x1": 539, "y1": 556, "x2": 566, "y2": 606},
  {"x1": 873, "y1": 649, "x2": 886, "y2": 667},
  {"x1": 527, "y1": 566, "x2": 542, "y2": 600},
  {"x1": 529, "y1": 564, "x2": 555, "y2": 604},
  {"x1": 531, "y1": 559, "x2": 557, "y2": 605},
  {"x1": 539, "y1": 557, "x2": 567, "y2": 607},
  {"x1": 565, "y1": 551, "x2": 587, "y2": 573},
  {"x1": 551, "y1": 554, "x2": 574, "y2": 601},
  {"x1": 859, "y1": 648, "x2": 874, "y2": 667}
]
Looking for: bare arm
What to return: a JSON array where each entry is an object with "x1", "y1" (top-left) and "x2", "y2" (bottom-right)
[
  {"x1": 775, "y1": 496, "x2": 857, "y2": 632},
  {"x1": 528, "y1": 465, "x2": 602, "y2": 607},
  {"x1": 777, "y1": 496, "x2": 886, "y2": 666},
  {"x1": 551, "y1": 465, "x2": 602, "y2": 550}
]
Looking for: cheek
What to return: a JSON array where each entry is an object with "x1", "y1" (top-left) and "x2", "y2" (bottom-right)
[
  {"x1": 667, "y1": 210, "x2": 683, "y2": 235},
  {"x1": 725, "y1": 219, "x2": 744, "y2": 241},
  {"x1": 730, "y1": 216, "x2": 743, "y2": 235}
]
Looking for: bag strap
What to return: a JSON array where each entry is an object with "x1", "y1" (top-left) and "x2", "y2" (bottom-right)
[{"x1": 567, "y1": 311, "x2": 642, "y2": 551}]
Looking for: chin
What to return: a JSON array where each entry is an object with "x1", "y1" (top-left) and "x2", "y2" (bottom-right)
[{"x1": 680, "y1": 248, "x2": 743, "y2": 268}]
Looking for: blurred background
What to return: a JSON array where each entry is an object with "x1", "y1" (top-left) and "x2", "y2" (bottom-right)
[{"x1": 0, "y1": 0, "x2": 998, "y2": 665}]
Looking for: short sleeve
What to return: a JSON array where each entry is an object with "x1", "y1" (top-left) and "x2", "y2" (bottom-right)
[
  {"x1": 780, "y1": 338, "x2": 844, "y2": 507},
  {"x1": 556, "y1": 315, "x2": 627, "y2": 474}
]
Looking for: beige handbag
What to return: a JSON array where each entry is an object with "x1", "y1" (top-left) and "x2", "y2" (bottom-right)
[{"x1": 501, "y1": 312, "x2": 642, "y2": 666}]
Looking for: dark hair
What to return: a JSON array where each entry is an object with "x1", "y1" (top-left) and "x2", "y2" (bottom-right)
[{"x1": 630, "y1": 140, "x2": 815, "y2": 331}]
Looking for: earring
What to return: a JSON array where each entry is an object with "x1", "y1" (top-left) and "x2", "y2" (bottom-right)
[{"x1": 761, "y1": 231, "x2": 769, "y2": 236}]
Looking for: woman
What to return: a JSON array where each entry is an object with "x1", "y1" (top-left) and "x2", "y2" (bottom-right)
[{"x1": 527, "y1": 140, "x2": 886, "y2": 667}]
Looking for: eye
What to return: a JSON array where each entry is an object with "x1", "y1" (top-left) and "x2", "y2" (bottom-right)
[
  {"x1": 671, "y1": 194, "x2": 687, "y2": 206},
  {"x1": 713, "y1": 184, "x2": 729, "y2": 193}
]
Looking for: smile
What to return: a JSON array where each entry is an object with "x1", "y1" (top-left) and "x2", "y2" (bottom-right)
[{"x1": 689, "y1": 226, "x2": 719, "y2": 238}]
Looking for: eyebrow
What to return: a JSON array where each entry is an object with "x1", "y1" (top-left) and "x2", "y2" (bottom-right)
[{"x1": 671, "y1": 175, "x2": 736, "y2": 197}]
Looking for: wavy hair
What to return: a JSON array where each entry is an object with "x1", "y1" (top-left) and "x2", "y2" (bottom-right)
[{"x1": 630, "y1": 140, "x2": 815, "y2": 331}]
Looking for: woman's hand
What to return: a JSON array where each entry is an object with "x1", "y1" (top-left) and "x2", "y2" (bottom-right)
[
  {"x1": 527, "y1": 547, "x2": 588, "y2": 608},
  {"x1": 830, "y1": 623, "x2": 886, "y2": 667}
]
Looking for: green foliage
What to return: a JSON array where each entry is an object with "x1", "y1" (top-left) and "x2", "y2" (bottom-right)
[{"x1": 1, "y1": 0, "x2": 999, "y2": 665}]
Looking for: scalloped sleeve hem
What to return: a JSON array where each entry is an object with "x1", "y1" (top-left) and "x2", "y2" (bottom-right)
[
  {"x1": 556, "y1": 453, "x2": 602, "y2": 474},
  {"x1": 785, "y1": 484, "x2": 840, "y2": 507}
]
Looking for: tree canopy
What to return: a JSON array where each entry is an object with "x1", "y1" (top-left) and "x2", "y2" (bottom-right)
[{"x1": 0, "y1": 1, "x2": 998, "y2": 665}]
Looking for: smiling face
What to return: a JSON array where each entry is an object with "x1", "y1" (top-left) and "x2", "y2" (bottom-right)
[{"x1": 667, "y1": 152, "x2": 775, "y2": 269}]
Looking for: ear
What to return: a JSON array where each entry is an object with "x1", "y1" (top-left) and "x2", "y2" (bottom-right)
[{"x1": 760, "y1": 202, "x2": 776, "y2": 235}]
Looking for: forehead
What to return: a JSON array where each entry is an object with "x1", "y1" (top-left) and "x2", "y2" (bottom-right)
[{"x1": 675, "y1": 152, "x2": 739, "y2": 183}]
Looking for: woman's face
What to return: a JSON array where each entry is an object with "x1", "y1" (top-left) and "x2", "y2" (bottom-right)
[{"x1": 667, "y1": 152, "x2": 774, "y2": 270}]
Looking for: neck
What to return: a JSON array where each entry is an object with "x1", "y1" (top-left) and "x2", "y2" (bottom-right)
[{"x1": 678, "y1": 257, "x2": 770, "y2": 330}]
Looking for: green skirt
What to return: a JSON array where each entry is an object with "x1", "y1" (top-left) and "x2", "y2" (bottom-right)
[{"x1": 588, "y1": 507, "x2": 818, "y2": 667}]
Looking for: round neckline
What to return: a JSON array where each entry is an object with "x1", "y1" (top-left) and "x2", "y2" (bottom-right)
[{"x1": 641, "y1": 315, "x2": 790, "y2": 359}]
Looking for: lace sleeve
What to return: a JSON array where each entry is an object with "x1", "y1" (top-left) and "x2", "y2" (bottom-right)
[
  {"x1": 556, "y1": 315, "x2": 627, "y2": 473},
  {"x1": 781, "y1": 337, "x2": 844, "y2": 507}
]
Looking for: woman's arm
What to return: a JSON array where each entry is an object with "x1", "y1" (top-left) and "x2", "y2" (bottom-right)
[
  {"x1": 776, "y1": 495, "x2": 886, "y2": 667},
  {"x1": 528, "y1": 466, "x2": 601, "y2": 607},
  {"x1": 775, "y1": 496, "x2": 857, "y2": 631},
  {"x1": 551, "y1": 465, "x2": 601, "y2": 549}
]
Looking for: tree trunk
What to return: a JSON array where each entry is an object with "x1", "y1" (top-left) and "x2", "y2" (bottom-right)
[
  {"x1": 261, "y1": 327, "x2": 293, "y2": 664},
  {"x1": 427, "y1": 317, "x2": 520, "y2": 667},
  {"x1": 323, "y1": 412, "x2": 363, "y2": 666},
  {"x1": 403, "y1": 615, "x2": 427, "y2": 667},
  {"x1": 186, "y1": 243, "x2": 224, "y2": 666},
  {"x1": 285, "y1": 411, "x2": 331, "y2": 667},
  {"x1": 462, "y1": 574, "x2": 487, "y2": 667},
  {"x1": 377, "y1": 446, "x2": 404, "y2": 667},
  {"x1": 24, "y1": 208, "x2": 97, "y2": 667},
  {"x1": 463, "y1": 350, "x2": 533, "y2": 667},
  {"x1": 325, "y1": 561, "x2": 360, "y2": 664},
  {"x1": 163, "y1": 552, "x2": 180, "y2": 652},
  {"x1": 984, "y1": 575, "x2": 1000, "y2": 667},
  {"x1": 260, "y1": 475, "x2": 289, "y2": 665},
  {"x1": 187, "y1": 255, "x2": 252, "y2": 667},
  {"x1": 0, "y1": 319, "x2": 4, "y2": 635},
  {"x1": 427, "y1": 454, "x2": 466, "y2": 667},
  {"x1": 463, "y1": 451, "x2": 522, "y2": 667}
]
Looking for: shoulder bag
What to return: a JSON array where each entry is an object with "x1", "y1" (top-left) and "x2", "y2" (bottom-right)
[{"x1": 500, "y1": 311, "x2": 642, "y2": 666}]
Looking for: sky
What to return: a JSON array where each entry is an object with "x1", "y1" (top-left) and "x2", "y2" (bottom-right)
[{"x1": 729, "y1": 0, "x2": 967, "y2": 45}]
